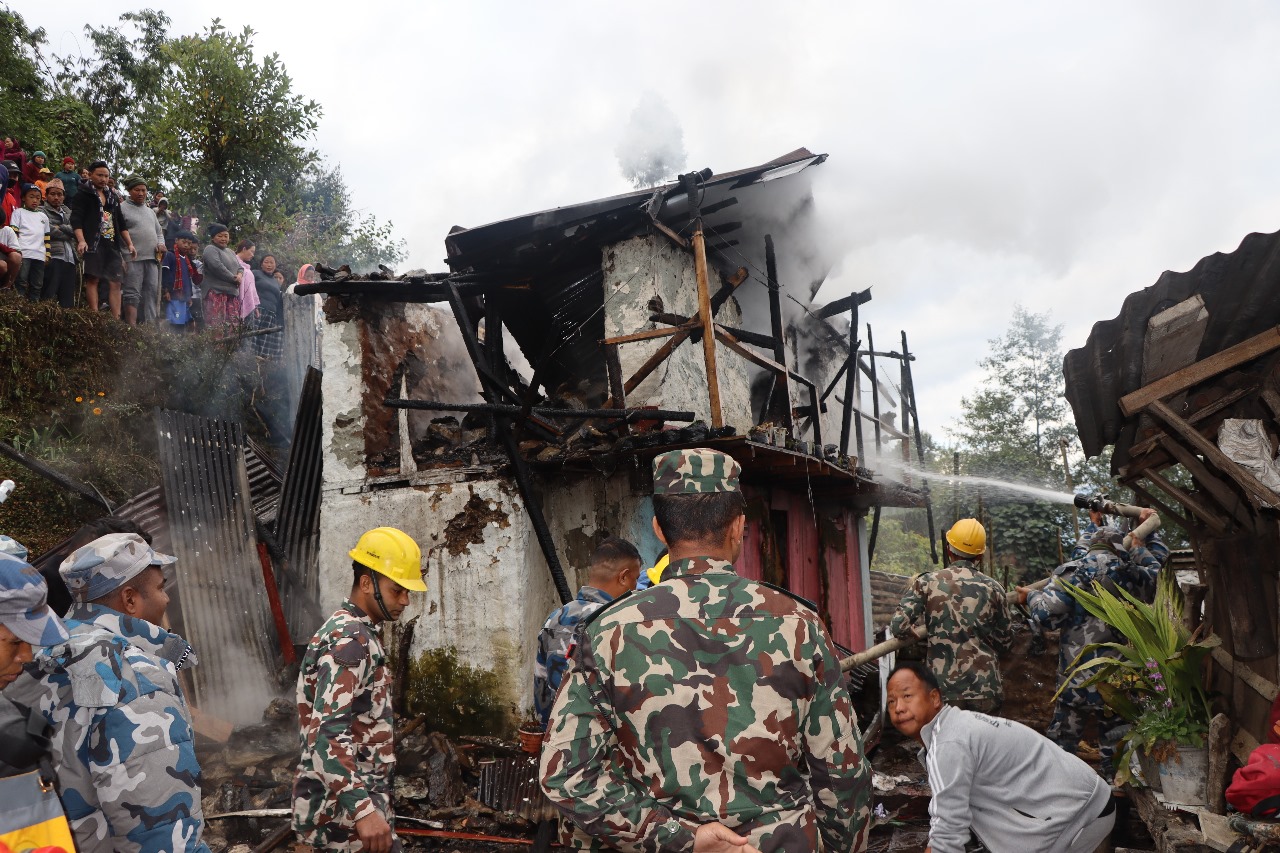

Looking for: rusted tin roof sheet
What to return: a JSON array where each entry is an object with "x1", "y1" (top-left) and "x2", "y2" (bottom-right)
[
  {"x1": 1064, "y1": 228, "x2": 1280, "y2": 466},
  {"x1": 156, "y1": 409, "x2": 278, "y2": 723},
  {"x1": 274, "y1": 367, "x2": 324, "y2": 642}
]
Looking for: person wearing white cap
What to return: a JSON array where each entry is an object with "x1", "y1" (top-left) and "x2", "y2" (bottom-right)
[{"x1": 7, "y1": 532, "x2": 212, "y2": 853}]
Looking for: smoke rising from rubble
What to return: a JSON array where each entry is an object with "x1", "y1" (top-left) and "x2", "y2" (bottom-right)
[{"x1": 616, "y1": 92, "x2": 688, "y2": 189}]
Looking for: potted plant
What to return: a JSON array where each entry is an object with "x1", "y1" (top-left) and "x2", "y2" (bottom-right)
[{"x1": 1056, "y1": 570, "x2": 1218, "y2": 800}]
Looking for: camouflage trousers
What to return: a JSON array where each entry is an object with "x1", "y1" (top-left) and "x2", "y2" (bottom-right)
[{"x1": 1048, "y1": 694, "x2": 1123, "y2": 778}]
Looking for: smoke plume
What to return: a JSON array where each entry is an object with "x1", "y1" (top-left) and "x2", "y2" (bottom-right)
[{"x1": 616, "y1": 93, "x2": 687, "y2": 189}]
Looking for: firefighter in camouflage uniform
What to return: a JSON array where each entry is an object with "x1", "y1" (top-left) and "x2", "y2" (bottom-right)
[
  {"x1": 292, "y1": 527, "x2": 426, "y2": 853},
  {"x1": 1020, "y1": 512, "x2": 1166, "y2": 778},
  {"x1": 889, "y1": 518, "x2": 1014, "y2": 714},
  {"x1": 540, "y1": 447, "x2": 872, "y2": 853}
]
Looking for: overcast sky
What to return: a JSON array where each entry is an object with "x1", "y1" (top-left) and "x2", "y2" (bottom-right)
[{"x1": 31, "y1": 2, "x2": 1280, "y2": 447}]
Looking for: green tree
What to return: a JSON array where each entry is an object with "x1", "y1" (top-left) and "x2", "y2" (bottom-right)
[
  {"x1": 0, "y1": 6, "x2": 96, "y2": 158},
  {"x1": 138, "y1": 21, "x2": 321, "y2": 233},
  {"x1": 267, "y1": 159, "x2": 407, "y2": 274},
  {"x1": 954, "y1": 306, "x2": 1078, "y2": 579},
  {"x1": 53, "y1": 10, "x2": 171, "y2": 169},
  {"x1": 869, "y1": 513, "x2": 936, "y2": 577}
]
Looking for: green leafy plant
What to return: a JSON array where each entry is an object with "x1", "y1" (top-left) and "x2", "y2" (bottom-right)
[{"x1": 1054, "y1": 568, "x2": 1217, "y2": 783}]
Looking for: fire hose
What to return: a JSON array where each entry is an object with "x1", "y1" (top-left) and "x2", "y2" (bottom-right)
[{"x1": 837, "y1": 496, "x2": 1161, "y2": 672}]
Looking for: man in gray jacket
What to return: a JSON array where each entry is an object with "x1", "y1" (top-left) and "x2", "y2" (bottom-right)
[
  {"x1": 887, "y1": 663, "x2": 1115, "y2": 853},
  {"x1": 119, "y1": 176, "x2": 166, "y2": 325}
]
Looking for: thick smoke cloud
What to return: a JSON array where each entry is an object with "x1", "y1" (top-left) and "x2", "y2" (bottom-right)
[{"x1": 615, "y1": 92, "x2": 687, "y2": 189}]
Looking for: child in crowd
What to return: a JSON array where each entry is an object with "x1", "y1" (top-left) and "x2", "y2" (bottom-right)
[
  {"x1": 10, "y1": 184, "x2": 50, "y2": 300},
  {"x1": 0, "y1": 208, "x2": 21, "y2": 288},
  {"x1": 41, "y1": 179, "x2": 78, "y2": 307},
  {"x1": 35, "y1": 168, "x2": 52, "y2": 194},
  {"x1": 54, "y1": 158, "x2": 78, "y2": 204},
  {"x1": 162, "y1": 229, "x2": 202, "y2": 331}
]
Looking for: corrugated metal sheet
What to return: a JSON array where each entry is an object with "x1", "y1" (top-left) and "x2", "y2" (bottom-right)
[
  {"x1": 274, "y1": 367, "x2": 324, "y2": 642},
  {"x1": 1064, "y1": 228, "x2": 1280, "y2": 465},
  {"x1": 155, "y1": 409, "x2": 277, "y2": 723}
]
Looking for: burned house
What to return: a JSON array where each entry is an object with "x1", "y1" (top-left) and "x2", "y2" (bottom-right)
[
  {"x1": 1064, "y1": 227, "x2": 1280, "y2": 841},
  {"x1": 239, "y1": 149, "x2": 929, "y2": 728}
]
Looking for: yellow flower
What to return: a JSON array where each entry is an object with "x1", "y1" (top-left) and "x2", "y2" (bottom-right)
[
  {"x1": 92, "y1": 407, "x2": 103, "y2": 416},
  {"x1": 97, "y1": 391, "x2": 105, "y2": 397},
  {"x1": 75, "y1": 396, "x2": 83, "y2": 403}
]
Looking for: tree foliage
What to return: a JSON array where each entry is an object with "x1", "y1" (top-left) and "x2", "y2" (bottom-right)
[
  {"x1": 137, "y1": 21, "x2": 321, "y2": 234},
  {"x1": 53, "y1": 10, "x2": 171, "y2": 168},
  {"x1": 268, "y1": 159, "x2": 407, "y2": 275},
  {"x1": 0, "y1": 6, "x2": 96, "y2": 158},
  {"x1": 870, "y1": 514, "x2": 936, "y2": 576}
]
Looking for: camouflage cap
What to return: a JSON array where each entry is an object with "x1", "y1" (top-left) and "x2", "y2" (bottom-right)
[
  {"x1": 0, "y1": 552, "x2": 69, "y2": 646},
  {"x1": 60, "y1": 532, "x2": 176, "y2": 604},
  {"x1": 0, "y1": 534, "x2": 28, "y2": 561},
  {"x1": 1088, "y1": 525, "x2": 1127, "y2": 555},
  {"x1": 652, "y1": 448, "x2": 741, "y2": 495}
]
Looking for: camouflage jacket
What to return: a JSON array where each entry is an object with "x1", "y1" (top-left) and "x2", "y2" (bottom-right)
[
  {"x1": 888, "y1": 560, "x2": 1014, "y2": 708},
  {"x1": 539, "y1": 556, "x2": 871, "y2": 853},
  {"x1": 534, "y1": 585, "x2": 614, "y2": 727},
  {"x1": 7, "y1": 604, "x2": 209, "y2": 853},
  {"x1": 292, "y1": 600, "x2": 396, "y2": 847},
  {"x1": 1028, "y1": 543, "x2": 1163, "y2": 703},
  {"x1": 1070, "y1": 522, "x2": 1170, "y2": 573}
]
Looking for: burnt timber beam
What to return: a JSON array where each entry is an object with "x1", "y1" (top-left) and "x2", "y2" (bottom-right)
[
  {"x1": 1118, "y1": 325, "x2": 1280, "y2": 416},
  {"x1": 1146, "y1": 399, "x2": 1280, "y2": 509},
  {"x1": 1127, "y1": 384, "x2": 1257, "y2": 460},
  {"x1": 1140, "y1": 467, "x2": 1229, "y2": 535},
  {"x1": 602, "y1": 323, "x2": 697, "y2": 347},
  {"x1": 1156, "y1": 436, "x2": 1255, "y2": 531},
  {"x1": 1126, "y1": 480, "x2": 1195, "y2": 533},
  {"x1": 841, "y1": 302, "x2": 860, "y2": 457},
  {"x1": 383, "y1": 399, "x2": 696, "y2": 423},
  {"x1": 764, "y1": 235, "x2": 794, "y2": 433},
  {"x1": 622, "y1": 328, "x2": 695, "y2": 396},
  {"x1": 0, "y1": 441, "x2": 112, "y2": 512},
  {"x1": 714, "y1": 327, "x2": 822, "y2": 449},
  {"x1": 710, "y1": 267, "x2": 749, "y2": 316},
  {"x1": 442, "y1": 286, "x2": 573, "y2": 605},
  {"x1": 816, "y1": 288, "x2": 873, "y2": 320},
  {"x1": 650, "y1": 312, "x2": 776, "y2": 351},
  {"x1": 867, "y1": 325, "x2": 883, "y2": 454}
]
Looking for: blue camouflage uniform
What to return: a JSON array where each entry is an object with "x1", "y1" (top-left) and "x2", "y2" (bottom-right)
[
  {"x1": 533, "y1": 585, "x2": 613, "y2": 727},
  {"x1": 7, "y1": 533, "x2": 210, "y2": 853},
  {"x1": 1028, "y1": 529, "x2": 1166, "y2": 774}
]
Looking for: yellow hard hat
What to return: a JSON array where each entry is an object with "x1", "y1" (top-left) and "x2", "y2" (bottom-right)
[
  {"x1": 349, "y1": 527, "x2": 427, "y2": 591},
  {"x1": 945, "y1": 518, "x2": 986, "y2": 557},
  {"x1": 646, "y1": 554, "x2": 670, "y2": 586}
]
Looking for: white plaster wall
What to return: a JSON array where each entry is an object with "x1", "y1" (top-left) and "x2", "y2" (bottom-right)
[
  {"x1": 320, "y1": 313, "x2": 366, "y2": 485},
  {"x1": 317, "y1": 478, "x2": 563, "y2": 720},
  {"x1": 603, "y1": 235, "x2": 754, "y2": 434}
]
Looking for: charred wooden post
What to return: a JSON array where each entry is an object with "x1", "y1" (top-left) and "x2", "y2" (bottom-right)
[
  {"x1": 682, "y1": 171, "x2": 724, "y2": 429},
  {"x1": 763, "y1": 235, "x2": 794, "y2": 433},
  {"x1": 868, "y1": 505, "x2": 881, "y2": 563},
  {"x1": 441, "y1": 286, "x2": 574, "y2": 605},
  {"x1": 840, "y1": 305, "x2": 860, "y2": 457},
  {"x1": 867, "y1": 324, "x2": 882, "y2": 455},
  {"x1": 901, "y1": 331, "x2": 938, "y2": 564}
]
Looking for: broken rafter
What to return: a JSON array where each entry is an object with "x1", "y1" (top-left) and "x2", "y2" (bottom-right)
[
  {"x1": 1126, "y1": 383, "x2": 1258, "y2": 460},
  {"x1": 1146, "y1": 398, "x2": 1280, "y2": 509},
  {"x1": 1118, "y1": 325, "x2": 1280, "y2": 416},
  {"x1": 1155, "y1": 435, "x2": 1255, "y2": 530},
  {"x1": 602, "y1": 323, "x2": 697, "y2": 347},
  {"x1": 1140, "y1": 467, "x2": 1229, "y2": 535},
  {"x1": 622, "y1": 328, "x2": 694, "y2": 395},
  {"x1": 1126, "y1": 480, "x2": 1195, "y2": 532},
  {"x1": 383, "y1": 398, "x2": 696, "y2": 423},
  {"x1": 714, "y1": 326, "x2": 823, "y2": 449},
  {"x1": 816, "y1": 288, "x2": 873, "y2": 320}
]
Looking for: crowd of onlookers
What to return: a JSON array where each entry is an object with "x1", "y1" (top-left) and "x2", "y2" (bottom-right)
[{"x1": 0, "y1": 137, "x2": 297, "y2": 358}]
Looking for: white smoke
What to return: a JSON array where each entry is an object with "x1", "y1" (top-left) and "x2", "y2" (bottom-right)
[{"x1": 616, "y1": 93, "x2": 687, "y2": 189}]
